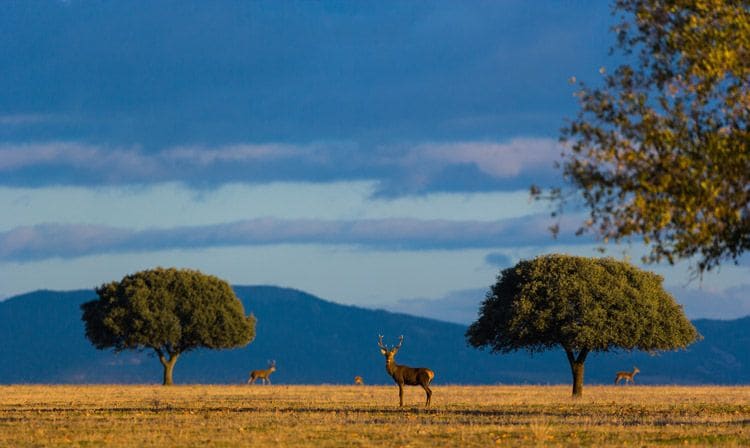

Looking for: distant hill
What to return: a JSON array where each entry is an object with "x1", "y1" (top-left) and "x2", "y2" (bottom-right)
[{"x1": 0, "y1": 286, "x2": 748, "y2": 385}]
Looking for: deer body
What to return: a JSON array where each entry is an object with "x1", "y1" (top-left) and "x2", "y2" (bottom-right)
[
  {"x1": 614, "y1": 367, "x2": 639, "y2": 385},
  {"x1": 248, "y1": 360, "x2": 276, "y2": 385},
  {"x1": 379, "y1": 335, "x2": 434, "y2": 407}
]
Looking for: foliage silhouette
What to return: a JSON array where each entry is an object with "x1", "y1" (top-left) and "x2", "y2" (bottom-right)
[
  {"x1": 537, "y1": 0, "x2": 750, "y2": 274},
  {"x1": 81, "y1": 267, "x2": 255, "y2": 385},
  {"x1": 467, "y1": 254, "x2": 700, "y2": 396}
]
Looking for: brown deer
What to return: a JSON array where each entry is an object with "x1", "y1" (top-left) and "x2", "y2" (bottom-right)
[
  {"x1": 378, "y1": 335, "x2": 434, "y2": 407},
  {"x1": 354, "y1": 375, "x2": 364, "y2": 385},
  {"x1": 248, "y1": 360, "x2": 276, "y2": 385},
  {"x1": 614, "y1": 366, "x2": 640, "y2": 385}
]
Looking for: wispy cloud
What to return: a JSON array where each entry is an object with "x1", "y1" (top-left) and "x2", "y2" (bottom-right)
[
  {"x1": 0, "y1": 214, "x2": 585, "y2": 262},
  {"x1": 0, "y1": 138, "x2": 562, "y2": 195},
  {"x1": 411, "y1": 139, "x2": 558, "y2": 178},
  {"x1": 0, "y1": 142, "x2": 159, "y2": 181},
  {"x1": 373, "y1": 138, "x2": 561, "y2": 196},
  {"x1": 160, "y1": 144, "x2": 302, "y2": 165}
]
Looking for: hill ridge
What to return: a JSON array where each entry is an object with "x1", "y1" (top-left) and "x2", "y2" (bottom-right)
[{"x1": 0, "y1": 286, "x2": 748, "y2": 385}]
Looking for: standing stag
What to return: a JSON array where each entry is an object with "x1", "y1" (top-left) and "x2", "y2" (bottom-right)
[
  {"x1": 248, "y1": 360, "x2": 276, "y2": 385},
  {"x1": 614, "y1": 366, "x2": 640, "y2": 385},
  {"x1": 378, "y1": 335, "x2": 434, "y2": 407}
]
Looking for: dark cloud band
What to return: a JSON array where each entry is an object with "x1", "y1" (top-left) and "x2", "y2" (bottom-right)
[
  {"x1": 0, "y1": 139, "x2": 561, "y2": 195},
  {"x1": 0, "y1": 215, "x2": 587, "y2": 262}
]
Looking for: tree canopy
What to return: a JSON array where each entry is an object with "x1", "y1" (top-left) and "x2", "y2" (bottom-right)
[
  {"x1": 81, "y1": 267, "x2": 256, "y2": 385},
  {"x1": 466, "y1": 254, "x2": 700, "y2": 396},
  {"x1": 540, "y1": 0, "x2": 750, "y2": 273}
]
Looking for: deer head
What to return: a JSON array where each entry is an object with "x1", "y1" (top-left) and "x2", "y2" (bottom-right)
[
  {"x1": 268, "y1": 360, "x2": 276, "y2": 372},
  {"x1": 378, "y1": 335, "x2": 403, "y2": 364}
]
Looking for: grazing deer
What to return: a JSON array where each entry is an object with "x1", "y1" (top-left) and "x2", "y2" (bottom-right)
[
  {"x1": 378, "y1": 335, "x2": 434, "y2": 407},
  {"x1": 354, "y1": 376, "x2": 364, "y2": 385},
  {"x1": 614, "y1": 367, "x2": 640, "y2": 385},
  {"x1": 248, "y1": 360, "x2": 276, "y2": 385}
]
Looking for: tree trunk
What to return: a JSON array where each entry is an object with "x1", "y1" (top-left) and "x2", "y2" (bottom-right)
[
  {"x1": 157, "y1": 351, "x2": 180, "y2": 386},
  {"x1": 570, "y1": 361, "x2": 584, "y2": 397},
  {"x1": 565, "y1": 348, "x2": 589, "y2": 398}
]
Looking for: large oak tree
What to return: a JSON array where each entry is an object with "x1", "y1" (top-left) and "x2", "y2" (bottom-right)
[
  {"x1": 541, "y1": 0, "x2": 749, "y2": 273},
  {"x1": 467, "y1": 255, "x2": 699, "y2": 397},
  {"x1": 81, "y1": 267, "x2": 256, "y2": 385}
]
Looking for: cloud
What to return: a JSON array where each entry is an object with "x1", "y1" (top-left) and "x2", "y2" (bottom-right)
[
  {"x1": 373, "y1": 138, "x2": 561, "y2": 196},
  {"x1": 0, "y1": 214, "x2": 587, "y2": 262},
  {"x1": 412, "y1": 139, "x2": 558, "y2": 178},
  {"x1": 0, "y1": 2, "x2": 612, "y2": 147},
  {"x1": 160, "y1": 144, "x2": 302, "y2": 166},
  {"x1": 0, "y1": 142, "x2": 160, "y2": 182},
  {"x1": 0, "y1": 138, "x2": 562, "y2": 195}
]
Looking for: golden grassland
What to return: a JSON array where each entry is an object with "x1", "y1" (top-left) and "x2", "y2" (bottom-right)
[{"x1": 0, "y1": 384, "x2": 747, "y2": 447}]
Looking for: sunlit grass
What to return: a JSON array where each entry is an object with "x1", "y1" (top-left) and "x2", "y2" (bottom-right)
[{"x1": 0, "y1": 385, "x2": 747, "y2": 446}]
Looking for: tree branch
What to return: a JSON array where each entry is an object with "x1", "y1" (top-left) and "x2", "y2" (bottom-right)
[
  {"x1": 576, "y1": 349, "x2": 589, "y2": 364},
  {"x1": 564, "y1": 348, "x2": 576, "y2": 366}
]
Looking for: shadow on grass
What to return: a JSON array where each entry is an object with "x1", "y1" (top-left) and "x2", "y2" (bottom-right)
[{"x1": 4, "y1": 405, "x2": 749, "y2": 428}]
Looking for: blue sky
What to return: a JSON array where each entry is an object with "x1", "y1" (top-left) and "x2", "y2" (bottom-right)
[{"x1": 1, "y1": 1, "x2": 748, "y2": 322}]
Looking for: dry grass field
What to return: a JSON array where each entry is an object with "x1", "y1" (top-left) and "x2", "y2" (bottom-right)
[{"x1": 0, "y1": 384, "x2": 747, "y2": 447}]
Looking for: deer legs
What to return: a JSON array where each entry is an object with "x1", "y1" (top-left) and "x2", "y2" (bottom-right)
[{"x1": 397, "y1": 382, "x2": 432, "y2": 407}]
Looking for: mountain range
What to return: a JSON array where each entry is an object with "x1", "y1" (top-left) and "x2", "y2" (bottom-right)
[{"x1": 0, "y1": 286, "x2": 747, "y2": 385}]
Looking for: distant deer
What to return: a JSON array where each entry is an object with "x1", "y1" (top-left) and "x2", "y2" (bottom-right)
[
  {"x1": 378, "y1": 335, "x2": 434, "y2": 407},
  {"x1": 354, "y1": 376, "x2": 364, "y2": 385},
  {"x1": 614, "y1": 367, "x2": 640, "y2": 385},
  {"x1": 248, "y1": 360, "x2": 276, "y2": 385}
]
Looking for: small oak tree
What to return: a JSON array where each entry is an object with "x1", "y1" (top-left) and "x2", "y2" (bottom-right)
[
  {"x1": 538, "y1": 0, "x2": 750, "y2": 273},
  {"x1": 466, "y1": 254, "x2": 699, "y2": 397},
  {"x1": 81, "y1": 267, "x2": 256, "y2": 385}
]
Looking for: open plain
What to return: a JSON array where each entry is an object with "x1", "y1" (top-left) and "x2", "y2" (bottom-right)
[{"x1": 0, "y1": 385, "x2": 747, "y2": 447}]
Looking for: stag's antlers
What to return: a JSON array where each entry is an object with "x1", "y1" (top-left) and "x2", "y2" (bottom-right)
[
  {"x1": 378, "y1": 335, "x2": 404, "y2": 352},
  {"x1": 378, "y1": 335, "x2": 387, "y2": 350}
]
